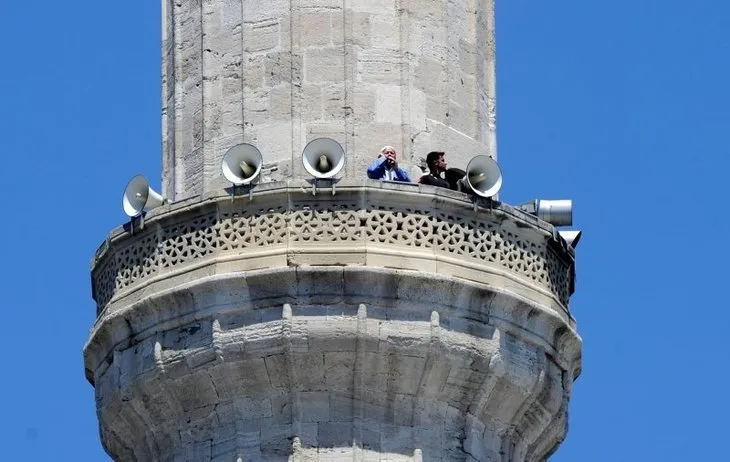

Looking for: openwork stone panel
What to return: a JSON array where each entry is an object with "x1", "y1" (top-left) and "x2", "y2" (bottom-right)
[
  {"x1": 92, "y1": 191, "x2": 573, "y2": 312},
  {"x1": 290, "y1": 202, "x2": 361, "y2": 243},
  {"x1": 218, "y1": 206, "x2": 288, "y2": 251}
]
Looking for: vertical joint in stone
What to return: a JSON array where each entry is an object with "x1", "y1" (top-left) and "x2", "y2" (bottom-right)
[
  {"x1": 352, "y1": 303, "x2": 368, "y2": 449},
  {"x1": 413, "y1": 310, "x2": 443, "y2": 447},
  {"x1": 283, "y1": 303, "x2": 302, "y2": 438}
]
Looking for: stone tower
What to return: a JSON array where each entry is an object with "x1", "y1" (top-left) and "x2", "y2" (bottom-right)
[{"x1": 84, "y1": 1, "x2": 581, "y2": 461}]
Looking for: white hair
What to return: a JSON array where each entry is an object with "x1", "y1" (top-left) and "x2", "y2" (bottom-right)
[{"x1": 380, "y1": 145, "x2": 396, "y2": 155}]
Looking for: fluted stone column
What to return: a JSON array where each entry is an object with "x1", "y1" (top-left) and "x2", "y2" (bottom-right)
[{"x1": 162, "y1": 0, "x2": 497, "y2": 201}]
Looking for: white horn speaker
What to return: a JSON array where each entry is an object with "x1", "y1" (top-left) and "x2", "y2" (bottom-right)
[
  {"x1": 461, "y1": 155, "x2": 503, "y2": 198},
  {"x1": 537, "y1": 200, "x2": 572, "y2": 226},
  {"x1": 301, "y1": 137, "x2": 345, "y2": 179},
  {"x1": 221, "y1": 143, "x2": 263, "y2": 185},
  {"x1": 559, "y1": 230, "x2": 582, "y2": 249},
  {"x1": 122, "y1": 175, "x2": 164, "y2": 217}
]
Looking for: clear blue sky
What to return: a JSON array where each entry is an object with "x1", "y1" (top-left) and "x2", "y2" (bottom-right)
[{"x1": 1, "y1": 1, "x2": 728, "y2": 460}]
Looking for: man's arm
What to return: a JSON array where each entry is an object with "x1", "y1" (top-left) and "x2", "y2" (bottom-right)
[
  {"x1": 367, "y1": 157, "x2": 388, "y2": 179},
  {"x1": 394, "y1": 167, "x2": 412, "y2": 182},
  {"x1": 419, "y1": 174, "x2": 449, "y2": 188}
]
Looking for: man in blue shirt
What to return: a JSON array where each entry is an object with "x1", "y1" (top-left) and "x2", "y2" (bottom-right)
[{"x1": 367, "y1": 146, "x2": 412, "y2": 182}]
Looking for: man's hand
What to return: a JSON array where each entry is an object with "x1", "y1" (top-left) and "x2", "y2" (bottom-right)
[{"x1": 385, "y1": 152, "x2": 397, "y2": 167}]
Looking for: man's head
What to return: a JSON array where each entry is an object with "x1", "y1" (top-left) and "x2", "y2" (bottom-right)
[
  {"x1": 426, "y1": 151, "x2": 447, "y2": 173},
  {"x1": 380, "y1": 145, "x2": 397, "y2": 166}
]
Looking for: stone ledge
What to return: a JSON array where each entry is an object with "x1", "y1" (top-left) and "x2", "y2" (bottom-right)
[{"x1": 84, "y1": 267, "x2": 581, "y2": 388}]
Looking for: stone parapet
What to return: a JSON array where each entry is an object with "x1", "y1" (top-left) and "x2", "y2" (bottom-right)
[{"x1": 91, "y1": 181, "x2": 574, "y2": 319}]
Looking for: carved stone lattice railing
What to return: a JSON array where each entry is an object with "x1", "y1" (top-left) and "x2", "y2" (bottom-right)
[{"x1": 91, "y1": 182, "x2": 575, "y2": 317}]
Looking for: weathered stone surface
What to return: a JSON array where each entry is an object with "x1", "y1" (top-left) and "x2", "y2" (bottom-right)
[
  {"x1": 86, "y1": 185, "x2": 581, "y2": 462},
  {"x1": 89, "y1": 1, "x2": 582, "y2": 460},
  {"x1": 162, "y1": 0, "x2": 498, "y2": 201}
]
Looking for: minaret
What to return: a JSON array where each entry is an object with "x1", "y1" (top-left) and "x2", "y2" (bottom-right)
[{"x1": 84, "y1": 1, "x2": 581, "y2": 461}]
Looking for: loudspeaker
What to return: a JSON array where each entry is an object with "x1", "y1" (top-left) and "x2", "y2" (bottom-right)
[
  {"x1": 301, "y1": 138, "x2": 345, "y2": 179},
  {"x1": 460, "y1": 155, "x2": 503, "y2": 198},
  {"x1": 221, "y1": 143, "x2": 263, "y2": 185},
  {"x1": 537, "y1": 200, "x2": 572, "y2": 226},
  {"x1": 122, "y1": 175, "x2": 164, "y2": 217},
  {"x1": 559, "y1": 230, "x2": 582, "y2": 249}
]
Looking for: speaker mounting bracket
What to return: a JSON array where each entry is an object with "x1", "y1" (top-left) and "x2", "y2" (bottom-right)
[
  {"x1": 228, "y1": 184, "x2": 254, "y2": 202},
  {"x1": 312, "y1": 179, "x2": 337, "y2": 196}
]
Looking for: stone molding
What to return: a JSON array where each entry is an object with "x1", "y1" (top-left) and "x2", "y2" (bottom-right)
[
  {"x1": 85, "y1": 270, "x2": 581, "y2": 462},
  {"x1": 91, "y1": 181, "x2": 575, "y2": 318}
]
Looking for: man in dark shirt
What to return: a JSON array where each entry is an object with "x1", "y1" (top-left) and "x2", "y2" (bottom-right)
[{"x1": 417, "y1": 151, "x2": 450, "y2": 188}]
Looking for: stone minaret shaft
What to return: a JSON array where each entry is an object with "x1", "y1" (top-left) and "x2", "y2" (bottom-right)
[
  {"x1": 85, "y1": 1, "x2": 581, "y2": 461},
  {"x1": 162, "y1": 0, "x2": 496, "y2": 201}
]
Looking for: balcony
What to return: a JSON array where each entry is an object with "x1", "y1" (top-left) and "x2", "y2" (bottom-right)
[{"x1": 90, "y1": 180, "x2": 575, "y2": 323}]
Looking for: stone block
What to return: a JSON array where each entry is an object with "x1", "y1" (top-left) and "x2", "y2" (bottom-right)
[
  {"x1": 380, "y1": 425, "x2": 414, "y2": 454},
  {"x1": 329, "y1": 392, "x2": 353, "y2": 421},
  {"x1": 323, "y1": 352, "x2": 356, "y2": 392},
  {"x1": 353, "y1": 88, "x2": 376, "y2": 122},
  {"x1": 243, "y1": 19, "x2": 281, "y2": 52},
  {"x1": 356, "y1": 49, "x2": 401, "y2": 84},
  {"x1": 300, "y1": 10, "x2": 335, "y2": 46},
  {"x1": 368, "y1": 14, "x2": 397, "y2": 50},
  {"x1": 265, "y1": 51, "x2": 297, "y2": 87},
  {"x1": 304, "y1": 47, "x2": 344, "y2": 84},
  {"x1": 223, "y1": 359, "x2": 272, "y2": 396},
  {"x1": 240, "y1": 396, "x2": 273, "y2": 419},
  {"x1": 264, "y1": 353, "x2": 289, "y2": 388},
  {"x1": 351, "y1": 0, "x2": 395, "y2": 14},
  {"x1": 293, "y1": 353, "x2": 326, "y2": 390},
  {"x1": 300, "y1": 391, "x2": 331, "y2": 422},
  {"x1": 300, "y1": 422, "x2": 320, "y2": 447},
  {"x1": 269, "y1": 85, "x2": 293, "y2": 119},
  {"x1": 244, "y1": 54, "x2": 266, "y2": 88},
  {"x1": 174, "y1": 372, "x2": 220, "y2": 412},
  {"x1": 392, "y1": 393, "x2": 415, "y2": 427},
  {"x1": 301, "y1": 84, "x2": 324, "y2": 119},
  {"x1": 318, "y1": 421, "x2": 353, "y2": 447},
  {"x1": 375, "y1": 85, "x2": 402, "y2": 124},
  {"x1": 270, "y1": 391, "x2": 293, "y2": 424},
  {"x1": 309, "y1": 323, "x2": 357, "y2": 354},
  {"x1": 350, "y1": 12, "x2": 372, "y2": 47},
  {"x1": 385, "y1": 355, "x2": 426, "y2": 395},
  {"x1": 243, "y1": 0, "x2": 289, "y2": 22},
  {"x1": 300, "y1": 0, "x2": 341, "y2": 7},
  {"x1": 260, "y1": 422, "x2": 294, "y2": 455},
  {"x1": 322, "y1": 83, "x2": 346, "y2": 120}
]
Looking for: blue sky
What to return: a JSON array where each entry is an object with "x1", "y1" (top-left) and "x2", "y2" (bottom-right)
[{"x1": 1, "y1": 1, "x2": 728, "y2": 460}]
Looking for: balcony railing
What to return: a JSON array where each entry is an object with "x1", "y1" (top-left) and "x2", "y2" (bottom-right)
[{"x1": 91, "y1": 180, "x2": 575, "y2": 319}]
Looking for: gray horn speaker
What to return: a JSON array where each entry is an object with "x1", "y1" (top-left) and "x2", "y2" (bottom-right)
[
  {"x1": 301, "y1": 138, "x2": 345, "y2": 179},
  {"x1": 221, "y1": 143, "x2": 264, "y2": 185},
  {"x1": 122, "y1": 175, "x2": 164, "y2": 217},
  {"x1": 460, "y1": 155, "x2": 503, "y2": 198}
]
